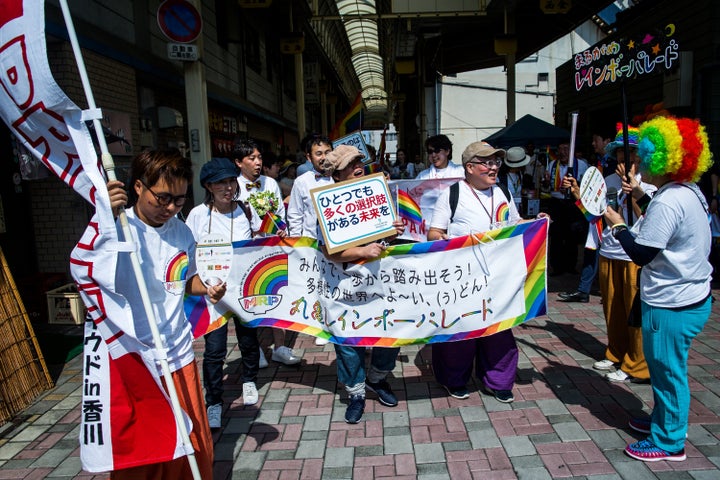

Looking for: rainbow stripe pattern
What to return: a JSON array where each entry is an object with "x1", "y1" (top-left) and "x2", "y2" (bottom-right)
[
  {"x1": 397, "y1": 189, "x2": 422, "y2": 223},
  {"x1": 258, "y1": 211, "x2": 287, "y2": 235},
  {"x1": 494, "y1": 201, "x2": 510, "y2": 223},
  {"x1": 364, "y1": 162, "x2": 383, "y2": 174},
  {"x1": 242, "y1": 253, "x2": 288, "y2": 297},
  {"x1": 165, "y1": 252, "x2": 188, "y2": 282}
]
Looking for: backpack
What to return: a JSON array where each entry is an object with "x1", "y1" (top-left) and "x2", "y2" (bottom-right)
[{"x1": 449, "y1": 181, "x2": 512, "y2": 222}]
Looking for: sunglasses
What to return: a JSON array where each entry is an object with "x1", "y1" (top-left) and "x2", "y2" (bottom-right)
[
  {"x1": 426, "y1": 147, "x2": 445, "y2": 154},
  {"x1": 140, "y1": 179, "x2": 188, "y2": 207}
]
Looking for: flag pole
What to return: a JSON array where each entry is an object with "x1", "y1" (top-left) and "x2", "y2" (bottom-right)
[{"x1": 58, "y1": 1, "x2": 202, "y2": 478}]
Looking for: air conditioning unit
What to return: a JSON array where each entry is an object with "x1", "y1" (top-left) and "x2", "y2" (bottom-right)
[{"x1": 157, "y1": 106, "x2": 184, "y2": 129}]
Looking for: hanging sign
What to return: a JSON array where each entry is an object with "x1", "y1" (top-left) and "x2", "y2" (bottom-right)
[{"x1": 574, "y1": 24, "x2": 680, "y2": 92}]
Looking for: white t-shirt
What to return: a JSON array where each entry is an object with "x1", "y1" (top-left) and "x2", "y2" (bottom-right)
[
  {"x1": 286, "y1": 170, "x2": 334, "y2": 238},
  {"x1": 237, "y1": 174, "x2": 286, "y2": 221},
  {"x1": 415, "y1": 162, "x2": 465, "y2": 180},
  {"x1": 635, "y1": 182, "x2": 712, "y2": 307},
  {"x1": 599, "y1": 173, "x2": 656, "y2": 260},
  {"x1": 116, "y1": 208, "x2": 197, "y2": 372},
  {"x1": 185, "y1": 203, "x2": 254, "y2": 243},
  {"x1": 430, "y1": 181, "x2": 521, "y2": 237}
]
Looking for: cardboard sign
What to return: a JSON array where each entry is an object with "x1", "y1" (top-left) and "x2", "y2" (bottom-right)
[
  {"x1": 332, "y1": 132, "x2": 370, "y2": 163},
  {"x1": 310, "y1": 173, "x2": 397, "y2": 254}
]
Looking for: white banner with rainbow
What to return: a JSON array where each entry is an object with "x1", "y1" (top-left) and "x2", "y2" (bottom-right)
[{"x1": 187, "y1": 219, "x2": 549, "y2": 344}]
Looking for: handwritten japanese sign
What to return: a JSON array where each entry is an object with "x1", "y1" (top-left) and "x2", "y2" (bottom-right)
[
  {"x1": 193, "y1": 219, "x2": 549, "y2": 344},
  {"x1": 332, "y1": 132, "x2": 370, "y2": 161},
  {"x1": 574, "y1": 24, "x2": 680, "y2": 92},
  {"x1": 311, "y1": 173, "x2": 398, "y2": 254}
]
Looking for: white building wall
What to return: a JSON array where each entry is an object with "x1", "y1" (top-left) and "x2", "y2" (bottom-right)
[{"x1": 440, "y1": 24, "x2": 605, "y2": 153}]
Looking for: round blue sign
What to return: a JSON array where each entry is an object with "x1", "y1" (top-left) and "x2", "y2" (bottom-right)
[{"x1": 157, "y1": 0, "x2": 202, "y2": 44}]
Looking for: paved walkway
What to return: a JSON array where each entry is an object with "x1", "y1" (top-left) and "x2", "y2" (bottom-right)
[{"x1": 1, "y1": 279, "x2": 719, "y2": 479}]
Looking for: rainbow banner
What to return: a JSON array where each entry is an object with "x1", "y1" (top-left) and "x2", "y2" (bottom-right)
[
  {"x1": 397, "y1": 189, "x2": 422, "y2": 224},
  {"x1": 187, "y1": 220, "x2": 548, "y2": 343}
]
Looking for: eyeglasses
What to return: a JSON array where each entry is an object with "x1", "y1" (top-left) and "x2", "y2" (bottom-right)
[
  {"x1": 468, "y1": 158, "x2": 503, "y2": 168},
  {"x1": 426, "y1": 148, "x2": 445, "y2": 155},
  {"x1": 140, "y1": 179, "x2": 187, "y2": 207}
]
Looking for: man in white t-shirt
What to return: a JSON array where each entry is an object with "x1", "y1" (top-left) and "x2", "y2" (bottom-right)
[{"x1": 427, "y1": 141, "x2": 520, "y2": 403}]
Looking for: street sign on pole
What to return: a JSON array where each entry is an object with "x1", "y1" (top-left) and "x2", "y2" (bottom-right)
[{"x1": 157, "y1": 0, "x2": 202, "y2": 43}]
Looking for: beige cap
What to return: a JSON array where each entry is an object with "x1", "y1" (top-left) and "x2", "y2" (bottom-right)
[
  {"x1": 327, "y1": 144, "x2": 365, "y2": 171},
  {"x1": 461, "y1": 141, "x2": 506, "y2": 164}
]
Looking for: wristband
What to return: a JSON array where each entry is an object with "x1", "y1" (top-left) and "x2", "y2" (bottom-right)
[{"x1": 611, "y1": 223, "x2": 627, "y2": 229}]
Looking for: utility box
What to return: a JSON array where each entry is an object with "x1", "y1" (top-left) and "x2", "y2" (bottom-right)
[{"x1": 46, "y1": 284, "x2": 86, "y2": 325}]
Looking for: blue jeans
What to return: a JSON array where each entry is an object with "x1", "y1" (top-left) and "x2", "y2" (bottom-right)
[
  {"x1": 335, "y1": 345, "x2": 399, "y2": 390},
  {"x1": 202, "y1": 318, "x2": 259, "y2": 406},
  {"x1": 643, "y1": 297, "x2": 711, "y2": 452},
  {"x1": 577, "y1": 248, "x2": 598, "y2": 294}
]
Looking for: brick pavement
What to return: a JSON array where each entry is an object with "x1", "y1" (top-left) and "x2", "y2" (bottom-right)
[{"x1": 1, "y1": 280, "x2": 719, "y2": 479}]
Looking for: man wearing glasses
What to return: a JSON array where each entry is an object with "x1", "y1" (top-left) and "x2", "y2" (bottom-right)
[
  {"x1": 415, "y1": 134, "x2": 464, "y2": 180},
  {"x1": 426, "y1": 141, "x2": 520, "y2": 403}
]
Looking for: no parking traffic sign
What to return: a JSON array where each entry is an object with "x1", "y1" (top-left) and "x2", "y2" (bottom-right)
[{"x1": 157, "y1": 0, "x2": 202, "y2": 43}]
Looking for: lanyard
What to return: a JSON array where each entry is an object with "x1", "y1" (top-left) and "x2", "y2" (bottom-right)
[
  {"x1": 207, "y1": 202, "x2": 235, "y2": 242},
  {"x1": 465, "y1": 180, "x2": 494, "y2": 224}
]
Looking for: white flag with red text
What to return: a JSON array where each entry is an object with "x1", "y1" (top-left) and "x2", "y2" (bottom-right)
[{"x1": 0, "y1": 0, "x2": 189, "y2": 472}]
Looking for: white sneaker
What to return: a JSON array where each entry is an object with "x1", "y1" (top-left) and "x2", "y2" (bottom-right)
[
  {"x1": 258, "y1": 348, "x2": 269, "y2": 368},
  {"x1": 243, "y1": 382, "x2": 259, "y2": 405},
  {"x1": 315, "y1": 337, "x2": 329, "y2": 346},
  {"x1": 593, "y1": 359, "x2": 615, "y2": 371},
  {"x1": 271, "y1": 345, "x2": 302, "y2": 365},
  {"x1": 207, "y1": 403, "x2": 222, "y2": 428},
  {"x1": 605, "y1": 369, "x2": 630, "y2": 382}
]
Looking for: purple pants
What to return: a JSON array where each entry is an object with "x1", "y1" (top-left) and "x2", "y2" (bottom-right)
[{"x1": 432, "y1": 329, "x2": 518, "y2": 390}]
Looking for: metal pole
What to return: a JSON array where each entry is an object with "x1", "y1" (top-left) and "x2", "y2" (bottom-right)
[
  {"x1": 621, "y1": 81, "x2": 632, "y2": 226},
  {"x1": 58, "y1": 1, "x2": 202, "y2": 478}
]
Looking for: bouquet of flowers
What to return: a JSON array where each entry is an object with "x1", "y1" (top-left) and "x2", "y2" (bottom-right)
[{"x1": 247, "y1": 190, "x2": 279, "y2": 217}]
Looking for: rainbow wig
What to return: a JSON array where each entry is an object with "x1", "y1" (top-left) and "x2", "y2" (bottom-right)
[{"x1": 636, "y1": 116, "x2": 713, "y2": 183}]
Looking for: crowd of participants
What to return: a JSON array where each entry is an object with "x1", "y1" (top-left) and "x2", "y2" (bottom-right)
[{"x1": 103, "y1": 114, "x2": 714, "y2": 476}]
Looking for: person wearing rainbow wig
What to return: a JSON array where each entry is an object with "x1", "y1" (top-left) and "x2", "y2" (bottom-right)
[{"x1": 604, "y1": 116, "x2": 713, "y2": 462}]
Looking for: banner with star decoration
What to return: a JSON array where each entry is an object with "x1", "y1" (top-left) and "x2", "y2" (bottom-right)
[
  {"x1": 574, "y1": 24, "x2": 680, "y2": 92},
  {"x1": 187, "y1": 219, "x2": 548, "y2": 344}
]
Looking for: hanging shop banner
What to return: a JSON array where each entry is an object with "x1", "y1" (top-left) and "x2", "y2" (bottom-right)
[
  {"x1": 574, "y1": 24, "x2": 680, "y2": 92},
  {"x1": 186, "y1": 219, "x2": 549, "y2": 344},
  {"x1": 311, "y1": 173, "x2": 398, "y2": 253}
]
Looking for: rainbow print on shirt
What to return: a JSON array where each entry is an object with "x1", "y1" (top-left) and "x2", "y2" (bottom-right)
[
  {"x1": 164, "y1": 251, "x2": 189, "y2": 295},
  {"x1": 495, "y1": 201, "x2": 511, "y2": 224},
  {"x1": 239, "y1": 253, "x2": 288, "y2": 315}
]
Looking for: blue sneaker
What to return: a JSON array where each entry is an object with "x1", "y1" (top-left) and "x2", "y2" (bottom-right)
[
  {"x1": 365, "y1": 379, "x2": 398, "y2": 407},
  {"x1": 625, "y1": 439, "x2": 686, "y2": 462},
  {"x1": 345, "y1": 394, "x2": 365, "y2": 424}
]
